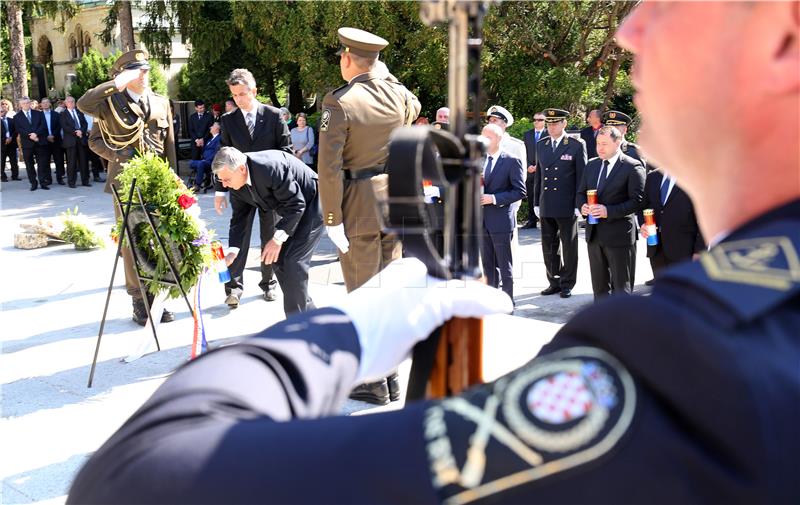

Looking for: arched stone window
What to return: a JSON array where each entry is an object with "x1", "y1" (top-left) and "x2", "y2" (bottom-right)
[
  {"x1": 69, "y1": 35, "x2": 78, "y2": 60},
  {"x1": 75, "y1": 25, "x2": 84, "y2": 56},
  {"x1": 84, "y1": 33, "x2": 91, "y2": 52}
]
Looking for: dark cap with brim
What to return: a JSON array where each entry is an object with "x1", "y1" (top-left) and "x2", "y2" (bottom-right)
[
  {"x1": 544, "y1": 108, "x2": 569, "y2": 123},
  {"x1": 603, "y1": 110, "x2": 632, "y2": 126},
  {"x1": 111, "y1": 49, "x2": 151, "y2": 77},
  {"x1": 336, "y1": 27, "x2": 388, "y2": 58}
]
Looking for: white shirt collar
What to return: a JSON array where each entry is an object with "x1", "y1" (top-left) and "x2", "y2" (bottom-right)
[
  {"x1": 552, "y1": 131, "x2": 567, "y2": 146},
  {"x1": 240, "y1": 99, "x2": 259, "y2": 116},
  {"x1": 246, "y1": 167, "x2": 252, "y2": 188},
  {"x1": 127, "y1": 89, "x2": 141, "y2": 103},
  {"x1": 604, "y1": 149, "x2": 622, "y2": 171}
]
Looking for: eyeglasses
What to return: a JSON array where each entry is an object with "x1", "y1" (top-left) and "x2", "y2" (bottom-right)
[{"x1": 533, "y1": 119, "x2": 545, "y2": 122}]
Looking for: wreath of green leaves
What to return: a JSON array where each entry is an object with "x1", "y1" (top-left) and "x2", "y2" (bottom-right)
[{"x1": 114, "y1": 152, "x2": 213, "y2": 298}]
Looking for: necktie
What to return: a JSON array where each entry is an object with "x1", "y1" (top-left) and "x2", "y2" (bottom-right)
[
  {"x1": 552, "y1": 140, "x2": 558, "y2": 152},
  {"x1": 660, "y1": 176, "x2": 671, "y2": 205},
  {"x1": 72, "y1": 110, "x2": 79, "y2": 126},
  {"x1": 484, "y1": 156, "x2": 494, "y2": 179},
  {"x1": 535, "y1": 131, "x2": 540, "y2": 143},
  {"x1": 138, "y1": 98, "x2": 148, "y2": 119},
  {"x1": 26, "y1": 111, "x2": 31, "y2": 122},
  {"x1": 597, "y1": 160, "x2": 609, "y2": 192},
  {"x1": 246, "y1": 113, "x2": 255, "y2": 138}
]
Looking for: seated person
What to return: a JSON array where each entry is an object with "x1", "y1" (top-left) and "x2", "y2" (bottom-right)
[{"x1": 189, "y1": 121, "x2": 221, "y2": 192}]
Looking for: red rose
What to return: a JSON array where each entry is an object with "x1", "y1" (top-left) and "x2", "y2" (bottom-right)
[{"x1": 178, "y1": 194, "x2": 197, "y2": 209}]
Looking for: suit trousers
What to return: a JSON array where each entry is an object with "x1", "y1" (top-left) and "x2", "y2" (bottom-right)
[
  {"x1": 339, "y1": 232, "x2": 402, "y2": 293},
  {"x1": 43, "y1": 141, "x2": 65, "y2": 181},
  {"x1": 1, "y1": 142, "x2": 19, "y2": 179},
  {"x1": 649, "y1": 248, "x2": 690, "y2": 278},
  {"x1": 540, "y1": 216, "x2": 578, "y2": 290},
  {"x1": 22, "y1": 146, "x2": 49, "y2": 185},
  {"x1": 481, "y1": 227, "x2": 514, "y2": 300},
  {"x1": 65, "y1": 143, "x2": 89, "y2": 185},
  {"x1": 225, "y1": 193, "x2": 277, "y2": 297},
  {"x1": 587, "y1": 241, "x2": 636, "y2": 299},
  {"x1": 273, "y1": 221, "x2": 323, "y2": 315},
  {"x1": 524, "y1": 175, "x2": 538, "y2": 226}
]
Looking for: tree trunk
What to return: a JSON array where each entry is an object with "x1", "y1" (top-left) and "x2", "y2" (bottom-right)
[
  {"x1": 601, "y1": 50, "x2": 627, "y2": 110},
  {"x1": 117, "y1": 1, "x2": 135, "y2": 51},
  {"x1": 287, "y1": 69, "x2": 304, "y2": 115},
  {"x1": 7, "y1": 0, "x2": 27, "y2": 102}
]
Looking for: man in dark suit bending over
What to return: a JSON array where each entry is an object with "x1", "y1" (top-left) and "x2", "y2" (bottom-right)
[
  {"x1": 214, "y1": 68, "x2": 292, "y2": 308},
  {"x1": 579, "y1": 126, "x2": 646, "y2": 299},
  {"x1": 213, "y1": 147, "x2": 322, "y2": 316}
]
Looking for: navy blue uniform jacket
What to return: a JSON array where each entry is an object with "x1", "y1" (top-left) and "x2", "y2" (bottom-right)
[{"x1": 483, "y1": 152, "x2": 525, "y2": 233}]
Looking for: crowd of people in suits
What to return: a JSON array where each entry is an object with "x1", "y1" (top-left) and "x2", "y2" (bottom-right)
[{"x1": 1, "y1": 96, "x2": 105, "y2": 190}]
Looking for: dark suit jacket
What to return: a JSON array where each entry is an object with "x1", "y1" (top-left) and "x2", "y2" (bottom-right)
[
  {"x1": 483, "y1": 152, "x2": 526, "y2": 233},
  {"x1": 60, "y1": 108, "x2": 89, "y2": 148},
  {"x1": 523, "y1": 128, "x2": 548, "y2": 168},
  {"x1": 188, "y1": 112, "x2": 214, "y2": 141},
  {"x1": 189, "y1": 134, "x2": 221, "y2": 173},
  {"x1": 642, "y1": 170, "x2": 705, "y2": 260},
  {"x1": 534, "y1": 135, "x2": 587, "y2": 218},
  {"x1": 229, "y1": 150, "x2": 322, "y2": 247},
  {"x1": 14, "y1": 110, "x2": 48, "y2": 148},
  {"x1": 215, "y1": 103, "x2": 291, "y2": 192},
  {"x1": 1, "y1": 114, "x2": 17, "y2": 148},
  {"x1": 578, "y1": 153, "x2": 646, "y2": 247},
  {"x1": 579, "y1": 126, "x2": 599, "y2": 159},
  {"x1": 41, "y1": 110, "x2": 62, "y2": 143}
]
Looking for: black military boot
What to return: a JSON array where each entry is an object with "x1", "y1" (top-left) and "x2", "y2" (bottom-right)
[
  {"x1": 146, "y1": 292, "x2": 175, "y2": 323},
  {"x1": 387, "y1": 372, "x2": 401, "y2": 402},
  {"x1": 349, "y1": 378, "x2": 390, "y2": 406},
  {"x1": 132, "y1": 294, "x2": 175, "y2": 326}
]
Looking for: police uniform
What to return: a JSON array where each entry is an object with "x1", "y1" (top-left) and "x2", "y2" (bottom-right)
[
  {"x1": 533, "y1": 108, "x2": 588, "y2": 296},
  {"x1": 318, "y1": 28, "x2": 420, "y2": 292},
  {"x1": 603, "y1": 110, "x2": 649, "y2": 171},
  {"x1": 68, "y1": 198, "x2": 800, "y2": 504},
  {"x1": 78, "y1": 50, "x2": 177, "y2": 315}
]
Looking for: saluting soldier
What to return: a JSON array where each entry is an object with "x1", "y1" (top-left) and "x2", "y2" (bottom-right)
[
  {"x1": 317, "y1": 27, "x2": 420, "y2": 405},
  {"x1": 602, "y1": 110, "x2": 649, "y2": 171},
  {"x1": 78, "y1": 49, "x2": 177, "y2": 326},
  {"x1": 533, "y1": 108, "x2": 588, "y2": 299}
]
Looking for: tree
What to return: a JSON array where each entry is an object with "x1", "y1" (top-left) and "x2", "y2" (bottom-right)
[
  {"x1": 69, "y1": 48, "x2": 167, "y2": 99},
  {"x1": 100, "y1": 0, "x2": 135, "y2": 51},
  {"x1": 5, "y1": 0, "x2": 26, "y2": 102}
]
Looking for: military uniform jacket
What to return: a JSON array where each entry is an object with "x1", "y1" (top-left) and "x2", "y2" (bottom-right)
[
  {"x1": 68, "y1": 199, "x2": 800, "y2": 504},
  {"x1": 621, "y1": 140, "x2": 649, "y2": 171},
  {"x1": 533, "y1": 134, "x2": 587, "y2": 218},
  {"x1": 78, "y1": 80, "x2": 177, "y2": 194},
  {"x1": 317, "y1": 70, "x2": 420, "y2": 232}
]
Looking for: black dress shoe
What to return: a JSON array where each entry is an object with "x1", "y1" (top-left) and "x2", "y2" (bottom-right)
[
  {"x1": 57, "y1": 178, "x2": 65, "y2": 185},
  {"x1": 1, "y1": 177, "x2": 7, "y2": 183},
  {"x1": 540, "y1": 286, "x2": 561, "y2": 296},
  {"x1": 41, "y1": 184, "x2": 50, "y2": 190},
  {"x1": 644, "y1": 279, "x2": 655, "y2": 287},
  {"x1": 68, "y1": 183, "x2": 76, "y2": 188},
  {"x1": 160, "y1": 309, "x2": 175, "y2": 323},
  {"x1": 12, "y1": 177, "x2": 22, "y2": 181},
  {"x1": 349, "y1": 378, "x2": 390, "y2": 405},
  {"x1": 81, "y1": 182, "x2": 92, "y2": 187},
  {"x1": 387, "y1": 372, "x2": 401, "y2": 402},
  {"x1": 263, "y1": 288, "x2": 277, "y2": 302},
  {"x1": 30, "y1": 184, "x2": 37, "y2": 191},
  {"x1": 560, "y1": 289, "x2": 572, "y2": 298}
]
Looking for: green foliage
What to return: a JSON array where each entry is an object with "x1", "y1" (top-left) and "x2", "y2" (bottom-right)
[
  {"x1": 114, "y1": 152, "x2": 213, "y2": 298},
  {"x1": 507, "y1": 118, "x2": 533, "y2": 141},
  {"x1": 148, "y1": 63, "x2": 168, "y2": 96},
  {"x1": 61, "y1": 207, "x2": 104, "y2": 250},
  {"x1": 69, "y1": 49, "x2": 118, "y2": 98}
]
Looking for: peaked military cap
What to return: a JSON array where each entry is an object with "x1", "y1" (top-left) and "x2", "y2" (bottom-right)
[
  {"x1": 111, "y1": 49, "x2": 150, "y2": 78},
  {"x1": 603, "y1": 110, "x2": 632, "y2": 126},
  {"x1": 544, "y1": 108, "x2": 569, "y2": 123},
  {"x1": 486, "y1": 105, "x2": 514, "y2": 127},
  {"x1": 336, "y1": 27, "x2": 388, "y2": 58}
]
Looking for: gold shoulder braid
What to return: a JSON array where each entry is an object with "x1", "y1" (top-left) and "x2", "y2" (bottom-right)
[{"x1": 97, "y1": 95, "x2": 145, "y2": 153}]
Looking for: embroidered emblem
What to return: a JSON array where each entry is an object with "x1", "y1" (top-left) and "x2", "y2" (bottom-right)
[
  {"x1": 548, "y1": 110, "x2": 555, "y2": 116},
  {"x1": 563, "y1": 138, "x2": 569, "y2": 145},
  {"x1": 320, "y1": 109, "x2": 331, "y2": 132},
  {"x1": 488, "y1": 106, "x2": 497, "y2": 114},
  {"x1": 701, "y1": 236, "x2": 800, "y2": 290},
  {"x1": 424, "y1": 347, "x2": 636, "y2": 505},
  {"x1": 560, "y1": 154, "x2": 573, "y2": 161}
]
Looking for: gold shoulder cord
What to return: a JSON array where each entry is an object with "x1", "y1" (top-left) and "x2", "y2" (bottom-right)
[{"x1": 97, "y1": 96, "x2": 145, "y2": 153}]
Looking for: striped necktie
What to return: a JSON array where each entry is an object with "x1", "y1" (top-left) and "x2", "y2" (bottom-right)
[{"x1": 246, "y1": 113, "x2": 255, "y2": 139}]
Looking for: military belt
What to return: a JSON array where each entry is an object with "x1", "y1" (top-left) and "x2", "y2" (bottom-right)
[{"x1": 343, "y1": 167, "x2": 386, "y2": 180}]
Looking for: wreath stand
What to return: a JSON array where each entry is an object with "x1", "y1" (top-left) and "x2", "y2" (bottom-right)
[{"x1": 87, "y1": 179, "x2": 194, "y2": 387}]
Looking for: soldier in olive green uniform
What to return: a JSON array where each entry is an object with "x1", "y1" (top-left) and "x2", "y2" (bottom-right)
[
  {"x1": 318, "y1": 28, "x2": 420, "y2": 293},
  {"x1": 78, "y1": 49, "x2": 177, "y2": 326},
  {"x1": 318, "y1": 28, "x2": 420, "y2": 405}
]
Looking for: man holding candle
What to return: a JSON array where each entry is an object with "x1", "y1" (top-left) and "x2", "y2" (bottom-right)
[{"x1": 579, "y1": 126, "x2": 646, "y2": 299}]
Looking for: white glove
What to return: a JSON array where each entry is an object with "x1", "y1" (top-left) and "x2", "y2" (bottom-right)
[
  {"x1": 533, "y1": 206, "x2": 540, "y2": 218},
  {"x1": 114, "y1": 68, "x2": 141, "y2": 90},
  {"x1": 575, "y1": 208, "x2": 582, "y2": 218},
  {"x1": 326, "y1": 224, "x2": 349, "y2": 254},
  {"x1": 331, "y1": 257, "x2": 513, "y2": 383}
]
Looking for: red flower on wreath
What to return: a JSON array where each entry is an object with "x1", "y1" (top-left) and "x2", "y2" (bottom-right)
[{"x1": 178, "y1": 194, "x2": 197, "y2": 209}]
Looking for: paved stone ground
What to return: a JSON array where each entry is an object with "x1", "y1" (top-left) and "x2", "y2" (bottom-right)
[{"x1": 0, "y1": 163, "x2": 655, "y2": 504}]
